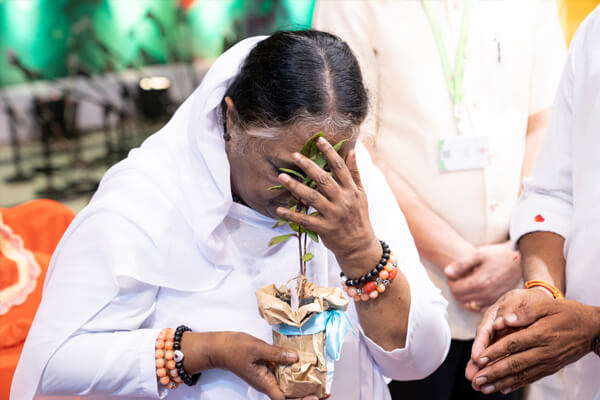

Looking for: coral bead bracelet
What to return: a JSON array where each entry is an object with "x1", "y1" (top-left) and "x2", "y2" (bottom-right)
[
  {"x1": 155, "y1": 328, "x2": 181, "y2": 390},
  {"x1": 340, "y1": 240, "x2": 399, "y2": 302},
  {"x1": 155, "y1": 325, "x2": 200, "y2": 390}
]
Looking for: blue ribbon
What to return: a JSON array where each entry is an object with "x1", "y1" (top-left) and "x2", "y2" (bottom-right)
[{"x1": 272, "y1": 310, "x2": 355, "y2": 360}]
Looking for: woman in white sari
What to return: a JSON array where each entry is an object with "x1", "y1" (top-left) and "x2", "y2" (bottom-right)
[{"x1": 11, "y1": 31, "x2": 450, "y2": 400}]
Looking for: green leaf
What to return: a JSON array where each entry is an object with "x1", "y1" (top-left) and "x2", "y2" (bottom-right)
[
  {"x1": 278, "y1": 168, "x2": 306, "y2": 181},
  {"x1": 309, "y1": 181, "x2": 317, "y2": 189},
  {"x1": 272, "y1": 217, "x2": 288, "y2": 229},
  {"x1": 333, "y1": 139, "x2": 348, "y2": 152},
  {"x1": 311, "y1": 153, "x2": 327, "y2": 169},
  {"x1": 289, "y1": 222, "x2": 300, "y2": 232},
  {"x1": 309, "y1": 211, "x2": 319, "y2": 217},
  {"x1": 300, "y1": 132, "x2": 324, "y2": 158},
  {"x1": 290, "y1": 204, "x2": 297, "y2": 212},
  {"x1": 268, "y1": 185, "x2": 285, "y2": 191},
  {"x1": 301, "y1": 252, "x2": 315, "y2": 262},
  {"x1": 306, "y1": 230, "x2": 319, "y2": 243},
  {"x1": 268, "y1": 234, "x2": 294, "y2": 247},
  {"x1": 288, "y1": 199, "x2": 298, "y2": 207}
]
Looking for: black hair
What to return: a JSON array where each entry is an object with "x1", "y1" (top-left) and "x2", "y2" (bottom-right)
[{"x1": 222, "y1": 30, "x2": 368, "y2": 134}]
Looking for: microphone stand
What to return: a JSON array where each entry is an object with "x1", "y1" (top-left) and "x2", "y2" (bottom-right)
[
  {"x1": 45, "y1": 75, "x2": 132, "y2": 196},
  {"x1": 0, "y1": 88, "x2": 33, "y2": 183},
  {"x1": 31, "y1": 91, "x2": 76, "y2": 200},
  {"x1": 8, "y1": 51, "x2": 93, "y2": 199},
  {"x1": 72, "y1": 67, "x2": 122, "y2": 165},
  {"x1": 6, "y1": 57, "x2": 75, "y2": 199}
]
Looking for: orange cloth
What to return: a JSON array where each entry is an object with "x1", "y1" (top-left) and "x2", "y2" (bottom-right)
[
  {"x1": 0, "y1": 199, "x2": 74, "y2": 399},
  {"x1": 2, "y1": 199, "x2": 75, "y2": 254}
]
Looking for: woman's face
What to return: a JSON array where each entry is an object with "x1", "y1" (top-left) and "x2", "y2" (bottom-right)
[{"x1": 225, "y1": 123, "x2": 354, "y2": 219}]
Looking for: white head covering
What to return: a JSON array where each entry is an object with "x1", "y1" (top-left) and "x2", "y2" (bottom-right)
[{"x1": 11, "y1": 36, "x2": 267, "y2": 400}]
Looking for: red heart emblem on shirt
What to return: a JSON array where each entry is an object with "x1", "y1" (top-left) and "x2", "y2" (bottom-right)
[{"x1": 534, "y1": 214, "x2": 545, "y2": 223}]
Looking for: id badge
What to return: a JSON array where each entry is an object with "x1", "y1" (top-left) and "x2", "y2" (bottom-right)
[{"x1": 438, "y1": 136, "x2": 490, "y2": 171}]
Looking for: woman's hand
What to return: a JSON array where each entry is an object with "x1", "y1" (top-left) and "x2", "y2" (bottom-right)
[
  {"x1": 276, "y1": 137, "x2": 381, "y2": 276},
  {"x1": 445, "y1": 241, "x2": 521, "y2": 312},
  {"x1": 181, "y1": 331, "x2": 318, "y2": 400}
]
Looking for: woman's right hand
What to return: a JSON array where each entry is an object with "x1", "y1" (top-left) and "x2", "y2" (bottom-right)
[{"x1": 181, "y1": 331, "x2": 317, "y2": 400}]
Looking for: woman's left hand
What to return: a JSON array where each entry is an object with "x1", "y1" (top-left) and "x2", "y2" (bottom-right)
[{"x1": 276, "y1": 137, "x2": 380, "y2": 275}]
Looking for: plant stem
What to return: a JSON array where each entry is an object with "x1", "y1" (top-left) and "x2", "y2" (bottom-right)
[
  {"x1": 303, "y1": 203, "x2": 310, "y2": 276},
  {"x1": 297, "y1": 233, "x2": 303, "y2": 276},
  {"x1": 303, "y1": 231, "x2": 308, "y2": 276}
]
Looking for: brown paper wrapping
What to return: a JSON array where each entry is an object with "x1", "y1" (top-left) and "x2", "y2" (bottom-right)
[
  {"x1": 273, "y1": 330, "x2": 327, "y2": 398},
  {"x1": 256, "y1": 278, "x2": 349, "y2": 398}
]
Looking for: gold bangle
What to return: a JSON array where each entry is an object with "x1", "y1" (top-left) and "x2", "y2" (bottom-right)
[{"x1": 525, "y1": 280, "x2": 565, "y2": 300}]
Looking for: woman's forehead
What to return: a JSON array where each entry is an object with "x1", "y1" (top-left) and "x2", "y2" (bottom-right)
[{"x1": 250, "y1": 125, "x2": 355, "y2": 149}]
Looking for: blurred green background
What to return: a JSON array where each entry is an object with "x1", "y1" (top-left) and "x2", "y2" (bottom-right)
[
  {"x1": 0, "y1": 0, "x2": 315, "y2": 86},
  {"x1": 2, "y1": 0, "x2": 599, "y2": 87}
]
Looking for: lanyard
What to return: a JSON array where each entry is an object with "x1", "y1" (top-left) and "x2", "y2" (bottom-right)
[{"x1": 422, "y1": 0, "x2": 472, "y2": 127}]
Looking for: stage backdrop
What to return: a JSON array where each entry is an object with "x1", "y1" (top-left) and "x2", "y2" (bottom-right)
[
  {"x1": 1, "y1": 0, "x2": 599, "y2": 87},
  {"x1": 0, "y1": 0, "x2": 315, "y2": 87}
]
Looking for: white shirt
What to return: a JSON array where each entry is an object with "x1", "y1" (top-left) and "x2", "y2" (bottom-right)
[
  {"x1": 314, "y1": 0, "x2": 566, "y2": 339},
  {"x1": 510, "y1": 6, "x2": 600, "y2": 400},
  {"x1": 27, "y1": 145, "x2": 450, "y2": 400}
]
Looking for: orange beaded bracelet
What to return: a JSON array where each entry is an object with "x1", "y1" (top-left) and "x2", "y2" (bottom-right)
[
  {"x1": 525, "y1": 280, "x2": 565, "y2": 300},
  {"x1": 341, "y1": 253, "x2": 399, "y2": 302},
  {"x1": 155, "y1": 328, "x2": 181, "y2": 390}
]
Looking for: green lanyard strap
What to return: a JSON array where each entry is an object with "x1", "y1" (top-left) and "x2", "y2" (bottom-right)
[{"x1": 422, "y1": 0, "x2": 472, "y2": 119}]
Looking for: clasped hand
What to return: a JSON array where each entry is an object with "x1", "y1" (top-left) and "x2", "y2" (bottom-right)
[
  {"x1": 444, "y1": 241, "x2": 521, "y2": 312},
  {"x1": 465, "y1": 288, "x2": 597, "y2": 395}
]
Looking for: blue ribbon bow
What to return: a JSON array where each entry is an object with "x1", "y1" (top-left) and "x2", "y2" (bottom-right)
[{"x1": 272, "y1": 309, "x2": 355, "y2": 360}]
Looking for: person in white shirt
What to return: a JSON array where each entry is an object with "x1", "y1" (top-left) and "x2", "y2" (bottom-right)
[
  {"x1": 10, "y1": 31, "x2": 450, "y2": 400},
  {"x1": 313, "y1": 1, "x2": 566, "y2": 399},
  {"x1": 466, "y1": 6, "x2": 600, "y2": 399}
]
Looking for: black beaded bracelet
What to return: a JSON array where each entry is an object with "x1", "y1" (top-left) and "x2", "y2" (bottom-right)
[
  {"x1": 592, "y1": 334, "x2": 600, "y2": 358},
  {"x1": 341, "y1": 240, "x2": 390, "y2": 288},
  {"x1": 174, "y1": 325, "x2": 201, "y2": 386}
]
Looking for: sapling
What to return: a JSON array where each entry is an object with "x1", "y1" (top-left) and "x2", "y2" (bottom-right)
[{"x1": 267, "y1": 132, "x2": 346, "y2": 286}]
